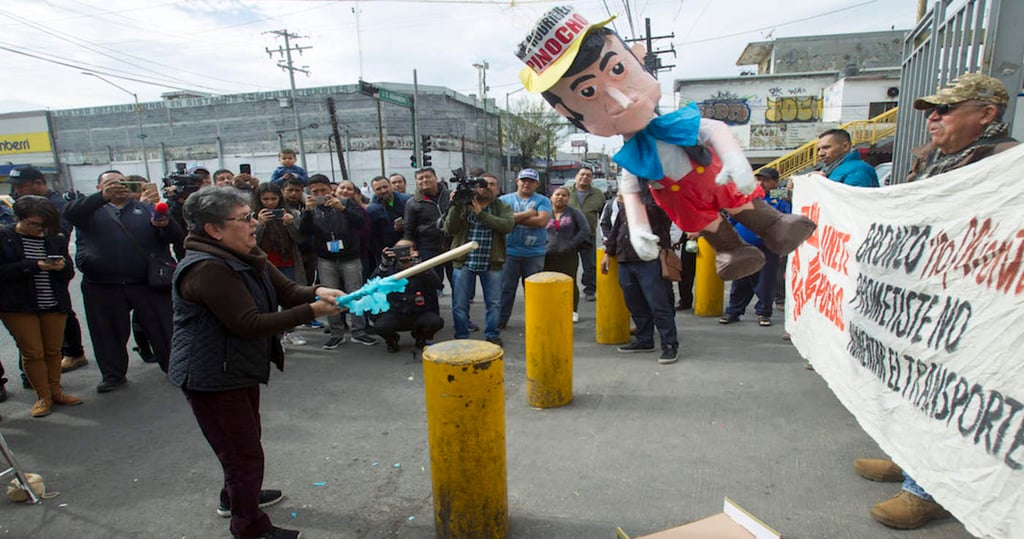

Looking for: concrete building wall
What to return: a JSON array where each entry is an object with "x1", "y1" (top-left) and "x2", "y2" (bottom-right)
[
  {"x1": 51, "y1": 83, "x2": 503, "y2": 189},
  {"x1": 770, "y1": 31, "x2": 905, "y2": 74},
  {"x1": 822, "y1": 76, "x2": 900, "y2": 122}
]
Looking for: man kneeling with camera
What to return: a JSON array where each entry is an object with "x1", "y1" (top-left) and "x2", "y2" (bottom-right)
[{"x1": 369, "y1": 240, "x2": 444, "y2": 352}]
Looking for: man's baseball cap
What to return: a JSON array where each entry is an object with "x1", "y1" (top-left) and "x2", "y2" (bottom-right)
[
  {"x1": 9, "y1": 166, "x2": 45, "y2": 185},
  {"x1": 912, "y1": 72, "x2": 1009, "y2": 110},
  {"x1": 187, "y1": 163, "x2": 210, "y2": 175},
  {"x1": 515, "y1": 5, "x2": 616, "y2": 93},
  {"x1": 755, "y1": 167, "x2": 780, "y2": 181},
  {"x1": 517, "y1": 168, "x2": 540, "y2": 181}
]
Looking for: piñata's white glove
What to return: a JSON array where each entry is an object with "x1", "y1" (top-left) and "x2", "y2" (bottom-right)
[
  {"x1": 622, "y1": 192, "x2": 660, "y2": 261},
  {"x1": 698, "y1": 118, "x2": 757, "y2": 194}
]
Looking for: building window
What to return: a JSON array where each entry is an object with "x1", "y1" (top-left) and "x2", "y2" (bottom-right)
[{"x1": 868, "y1": 101, "x2": 898, "y2": 117}]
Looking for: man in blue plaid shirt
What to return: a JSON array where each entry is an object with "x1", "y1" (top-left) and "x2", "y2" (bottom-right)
[{"x1": 442, "y1": 174, "x2": 515, "y2": 345}]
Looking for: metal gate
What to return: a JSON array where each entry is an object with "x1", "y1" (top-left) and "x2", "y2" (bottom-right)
[{"x1": 892, "y1": 0, "x2": 1024, "y2": 183}]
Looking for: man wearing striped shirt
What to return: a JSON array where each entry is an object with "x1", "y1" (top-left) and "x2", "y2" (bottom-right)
[{"x1": 442, "y1": 173, "x2": 514, "y2": 346}]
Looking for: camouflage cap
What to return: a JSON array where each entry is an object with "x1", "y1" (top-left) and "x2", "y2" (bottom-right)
[{"x1": 913, "y1": 72, "x2": 1009, "y2": 110}]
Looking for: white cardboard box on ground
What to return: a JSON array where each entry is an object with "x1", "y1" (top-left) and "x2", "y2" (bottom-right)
[{"x1": 617, "y1": 498, "x2": 782, "y2": 539}]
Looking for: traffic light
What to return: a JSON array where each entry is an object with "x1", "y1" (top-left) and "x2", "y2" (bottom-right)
[
  {"x1": 410, "y1": 154, "x2": 417, "y2": 168},
  {"x1": 421, "y1": 135, "x2": 432, "y2": 167}
]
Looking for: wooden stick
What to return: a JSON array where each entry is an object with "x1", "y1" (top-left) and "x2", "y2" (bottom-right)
[{"x1": 390, "y1": 241, "x2": 479, "y2": 281}]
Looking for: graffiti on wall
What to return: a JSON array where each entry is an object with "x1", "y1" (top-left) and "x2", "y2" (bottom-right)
[
  {"x1": 749, "y1": 122, "x2": 840, "y2": 150},
  {"x1": 697, "y1": 91, "x2": 752, "y2": 125},
  {"x1": 765, "y1": 96, "x2": 822, "y2": 123}
]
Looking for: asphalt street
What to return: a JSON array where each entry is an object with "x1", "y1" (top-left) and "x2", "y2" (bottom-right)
[{"x1": 0, "y1": 270, "x2": 975, "y2": 539}]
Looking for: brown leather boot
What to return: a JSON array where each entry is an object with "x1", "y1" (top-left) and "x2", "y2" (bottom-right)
[
  {"x1": 853, "y1": 458, "x2": 904, "y2": 482},
  {"x1": 48, "y1": 356, "x2": 82, "y2": 406},
  {"x1": 51, "y1": 388, "x2": 83, "y2": 406},
  {"x1": 701, "y1": 220, "x2": 765, "y2": 281},
  {"x1": 730, "y1": 198, "x2": 817, "y2": 255},
  {"x1": 31, "y1": 399, "x2": 53, "y2": 418},
  {"x1": 23, "y1": 358, "x2": 51, "y2": 401},
  {"x1": 870, "y1": 490, "x2": 951, "y2": 529}
]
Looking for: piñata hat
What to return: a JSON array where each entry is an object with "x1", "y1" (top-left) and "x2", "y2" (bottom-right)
[{"x1": 515, "y1": 5, "x2": 616, "y2": 93}]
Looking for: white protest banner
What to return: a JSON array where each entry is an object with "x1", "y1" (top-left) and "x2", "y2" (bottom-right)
[{"x1": 786, "y1": 144, "x2": 1024, "y2": 539}]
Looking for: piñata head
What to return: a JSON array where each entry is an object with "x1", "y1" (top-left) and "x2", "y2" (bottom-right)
[{"x1": 515, "y1": 5, "x2": 660, "y2": 138}]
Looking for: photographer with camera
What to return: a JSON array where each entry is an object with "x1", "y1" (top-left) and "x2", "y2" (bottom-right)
[
  {"x1": 162, "y1": 165, "x2": 207, "y2": 259},
  {"x1": 64, "y1": 170, "x2": 183, "y2": 391},
  {"x1": 442, "y1": 173, "x2": 514, "y2": 345},
  {"x1": 369, "y1": 240, "x2": 444, "y2": 353},
  {"x1": 299, "y1": 175, "x2": 376, "y2": 348}
]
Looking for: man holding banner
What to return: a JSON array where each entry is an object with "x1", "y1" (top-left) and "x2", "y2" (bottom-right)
[
  {"x1": 789, "y1": 72, "x2": 1019, "y2": 534},
  {"x1": 853, "y1": 73, "x2": 1018, "y2": 531}
]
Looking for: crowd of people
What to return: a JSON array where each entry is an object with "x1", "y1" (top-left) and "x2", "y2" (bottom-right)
[{"x1": 0, "y1": 71, "x2": 1013, "y2": 536}]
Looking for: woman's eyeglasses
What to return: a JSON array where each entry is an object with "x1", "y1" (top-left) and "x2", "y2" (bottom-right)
[{"x1": 223, "y1": 212, "x2": 258, "y2": 223}]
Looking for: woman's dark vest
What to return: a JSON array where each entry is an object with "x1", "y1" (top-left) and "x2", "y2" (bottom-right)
[{"x1": 167, "y1": 251, "x2": 281, "y2": 391}]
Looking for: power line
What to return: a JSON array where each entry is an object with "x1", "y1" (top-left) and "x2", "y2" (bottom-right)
[
  {"x1": 0, "y1": 44, "x2": 213, "y2": 94},
  {"x1": 0, "y1": 7, "x2": 226, "y2": 94},
  {"x1": 675, "y1": 0, "x2": 881, "y2": 46}
]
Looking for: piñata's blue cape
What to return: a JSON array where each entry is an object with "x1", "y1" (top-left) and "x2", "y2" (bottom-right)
[{"x1": 613, "y1": 102, "x2": 702, "y2": 180}]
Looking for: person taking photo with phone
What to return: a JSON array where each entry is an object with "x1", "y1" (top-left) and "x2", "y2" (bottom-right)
[
  {"x1": 299, "y1": 175, "x2": 375, "y2": 348},
  {"x1": 0, "y1": 195, "x2": 82, "y2": 417},
  {"x1": 253, "y1": 183, "x2": 306, "y2": 346},
  {"x1": 7, "y1": 166, "x2": 91, "y2": 376},
  {"x1": 64, "y1": 170, "x2": 184, "y2": 391}
]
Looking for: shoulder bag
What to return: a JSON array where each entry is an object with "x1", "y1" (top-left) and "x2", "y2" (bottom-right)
[
  {"x1": 659, "y1": 247, "x2": 683, "y2": 282},
  {"x1": 105, "y1": 206, "x2": 176, "y2": 289}
]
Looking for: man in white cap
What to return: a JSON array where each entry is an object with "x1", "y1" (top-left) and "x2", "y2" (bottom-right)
[{"x1": 497, "y1": 168, "x2": 551, "y2": 330}]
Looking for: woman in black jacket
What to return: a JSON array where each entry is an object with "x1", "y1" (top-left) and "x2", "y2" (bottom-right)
[
  {"x1": 0, "y1": 196, "x2": 81, "y2": 417},
  {"x1": 170, "y1": 187, "x2": 344, "y2": 539}
]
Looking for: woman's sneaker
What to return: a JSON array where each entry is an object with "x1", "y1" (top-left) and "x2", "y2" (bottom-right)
[
  {"x1": 235, "y1": 526, "x2": 302, "y2": 539},
  {"x1": 218, "y1": 489, "x2": 284, "y2": 517},
  {"x1": 322, "y1": 336, "x2": 346, "y2": 350}
]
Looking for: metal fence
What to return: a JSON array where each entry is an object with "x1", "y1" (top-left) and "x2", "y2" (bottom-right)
[{"x1": 892, "y1": 0, "x2": 1024, "y2": 183}]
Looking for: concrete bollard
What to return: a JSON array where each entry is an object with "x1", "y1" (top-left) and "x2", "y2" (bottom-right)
[
  {"x1": 422, "y1": 340, "x2": 508, "y2": 539},
  {"x1": 693, "y1": 237, "x2": 724, "y2": 317},
  {"x1": 595, "y1": 248, "x2": 631, "y2": 344},
  {"x1": 524, "y1": 271, "x2": 573, "y2": 408}
]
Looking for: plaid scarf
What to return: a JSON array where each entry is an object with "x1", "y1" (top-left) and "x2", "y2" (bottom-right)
[{"x1": 920, "y1": 122, "x2": 1010, "y2": 179}]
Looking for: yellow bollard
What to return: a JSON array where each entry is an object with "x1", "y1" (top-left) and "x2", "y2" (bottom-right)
[
  {"x1": 595, "y1": 248, "x2": 631, "y2": 344},
  {"x1": 422, "y1": 340, "x2": 508, "y2": 539},
  {"x1": 693, "y1": 237, "x2": 724, "y2": 317},
  {"x1": 524, "y1": 271, "x2": 573, "y2": 408}
]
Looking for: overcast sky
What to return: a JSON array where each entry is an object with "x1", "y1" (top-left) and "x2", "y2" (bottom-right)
[{"x1": 1, "y1": 0, "x2": 919, "y2": 152}]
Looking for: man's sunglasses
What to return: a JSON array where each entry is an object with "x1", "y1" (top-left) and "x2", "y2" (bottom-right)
[{"x1": 932, "y1": 101, "x2": 987, "y2": 116}]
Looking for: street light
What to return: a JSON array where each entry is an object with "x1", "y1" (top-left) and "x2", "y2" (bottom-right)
[
  {"x1": 82, "y1": 72, "x2": 151, "y2": 181},
  {"x1": 504, "y1": 87, "x2": 527, "y2": 174}
]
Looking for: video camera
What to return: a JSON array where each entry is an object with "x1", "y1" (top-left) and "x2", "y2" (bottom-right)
[
  {"x1": 449, "y1": 168, "x2": 488, "y2": 205},
  {"x1": 162, "y1": 162, "x2": 204, "y2": 201}
]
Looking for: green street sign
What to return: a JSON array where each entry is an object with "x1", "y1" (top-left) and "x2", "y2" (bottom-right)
[{"x1": 378, "y1": 89, "x2": 412, "y2": 108}]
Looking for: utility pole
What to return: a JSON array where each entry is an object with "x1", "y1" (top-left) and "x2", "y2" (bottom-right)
[
  {"x1": 473, "y1": 61, "x2": 489, "y2": 168},
  {"x1": 265, "y1": 29, "x2": 312, "y2": 170},
  {"x1": 326, "y1": 97, "x2": 348, "y2": 180},
  {"x1": 625, "y1": 18, "x2": 676, "y2": 79}
]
